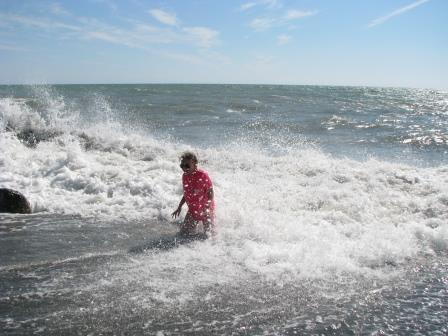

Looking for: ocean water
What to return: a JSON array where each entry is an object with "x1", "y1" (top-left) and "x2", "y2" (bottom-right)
[{"x1": 0, "y1": 84, "x2": 447, "y2": 335}]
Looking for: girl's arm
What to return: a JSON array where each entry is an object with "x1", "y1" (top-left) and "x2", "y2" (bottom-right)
[{"x1": 171, "y1": 196, "x2": 185, "y2": 218}]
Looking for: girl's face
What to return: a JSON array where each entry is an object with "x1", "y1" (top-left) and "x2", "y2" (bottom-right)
[{"x1": 180, "y1": 159, "x2": 196, "y2": 175}]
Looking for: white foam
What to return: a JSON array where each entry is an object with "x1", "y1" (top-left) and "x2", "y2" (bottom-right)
[
  {"x1": 1, "y1": 88, "x2": 448, "y2": 288},
  {"x1": 93, "y1": 143, "x2": 448, "y2": 307},
  {"x1": 226, "y1": 108, "x2": 245, "y2": 113}
]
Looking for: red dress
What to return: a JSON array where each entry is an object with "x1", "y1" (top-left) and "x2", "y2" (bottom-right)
[{"x1": 182, "y1": 169, "x2": 215, "y2": 221}]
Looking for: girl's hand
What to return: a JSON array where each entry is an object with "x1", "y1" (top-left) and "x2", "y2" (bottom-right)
[{"x1": 171, "y1": 207, "x2": 181, "y2": 218}]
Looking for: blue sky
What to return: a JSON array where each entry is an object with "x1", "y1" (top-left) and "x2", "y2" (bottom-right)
[{"x1": 0, "y1": 0, "x2": 446, "y2": 88}]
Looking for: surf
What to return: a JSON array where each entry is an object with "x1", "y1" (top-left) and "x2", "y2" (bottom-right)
[{"x1": 1, "y1": 85, "x2": 447, "y2": 281}]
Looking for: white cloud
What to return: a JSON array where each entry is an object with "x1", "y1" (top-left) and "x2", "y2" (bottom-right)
[
  {"x1": 240, "y1": 0, "x2": 281, "y2": 11},
  {"x1": 147, "y1": 10, "x2": 218, "y2": 48},
  {"x1": 283, "y1": 10, "x2": 317, "y2": 21},
  {"x1": 86, "y1": 31, "x2": 124, "y2": 44},
  {"x1": 240, "y1": 2, "x2": 257, "y2": 11},
  {"x1": 262, "y1": 0, "x2": 281, "y2": 9},
  {"x1": 249, "y1": 18, "x2": 275, "y2": 31},
  {"x1": 2, "y1": 14, "x2": 53, "y2": 29},
  {"x1": 80, "y1": 18, "x2": 219, "y2": 50},
  {"x1": 277, "y1": 34, "x2": 291, "y2": 45},
  {"x1": 249, "y1": 8, "x2": 316, "y2": 32},
  {"x1": 0, "y1": 11, "x2": 219, "y2": 52},
  {"x1": 183, "y1": 27, "x2": 219, "y2": 48},
  {"x1": 149, "y1": 9, "x2": 179, "y2": 26},
  {"x1": 83, "y1": 22, "x2": 180, "y2": 47},
  {"x1": 0, "y1": 14, "x2": 80, "y2": 31},
  {"x1": 368, "y1": 0, "x2": 430, "y2": 28}
]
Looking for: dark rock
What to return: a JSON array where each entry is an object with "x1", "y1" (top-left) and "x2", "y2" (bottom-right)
[
  {"x1": 0, "y1": 188, "x2": 32, "y2": 214},
  {"x1": 5, "y1": 122, "x2": 62, "y2": 148},
  {"x1": 16, "y1": 128, "x2": 62, "y2": 148}
]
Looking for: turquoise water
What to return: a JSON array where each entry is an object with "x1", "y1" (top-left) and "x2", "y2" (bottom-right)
[{"x1": 1, "y1": 84, "x2": 447, "y2": 335}]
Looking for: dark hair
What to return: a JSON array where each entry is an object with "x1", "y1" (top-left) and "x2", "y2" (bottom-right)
[{"x1": 180, "y1": 151, "x2": 198, "y2": 163}]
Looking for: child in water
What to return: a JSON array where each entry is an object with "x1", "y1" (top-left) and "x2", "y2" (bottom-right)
[{"x1": 171, "y1": 152, "x2": 215, "y2": 236}]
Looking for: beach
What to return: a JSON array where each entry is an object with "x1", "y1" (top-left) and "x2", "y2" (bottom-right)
[{"x1": 1, "y1": 84, "x2": 447, "y2": 335}]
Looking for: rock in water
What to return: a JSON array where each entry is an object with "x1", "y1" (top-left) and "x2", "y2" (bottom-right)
[{"x1": 0, "y1": 188, "x2": 32, "y2": 214}]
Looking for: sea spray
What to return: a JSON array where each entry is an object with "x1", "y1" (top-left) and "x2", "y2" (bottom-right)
[{"x1": 1, "y1": 84, "x2": 448, "y2": 335}]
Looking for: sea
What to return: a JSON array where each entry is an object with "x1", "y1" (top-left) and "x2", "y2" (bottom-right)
[{"x1": 0, "y1": 84, "x2": 447, "y2": 335}]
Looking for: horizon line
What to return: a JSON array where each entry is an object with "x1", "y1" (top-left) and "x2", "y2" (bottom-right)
[{"x1": 0, "y1": 82, "x2": 444, "y2": 91}]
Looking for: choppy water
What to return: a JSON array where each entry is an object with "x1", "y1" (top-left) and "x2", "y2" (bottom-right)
[{"x1": 0, "y1": 84, "x2": 447, "y2": 335}]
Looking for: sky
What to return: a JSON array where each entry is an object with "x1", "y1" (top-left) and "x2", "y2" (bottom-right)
[{"x1": 0, "y1": 0, "x2": 447, "y2": 89}]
